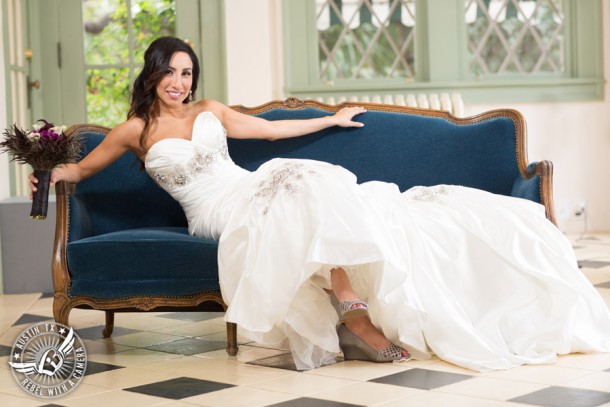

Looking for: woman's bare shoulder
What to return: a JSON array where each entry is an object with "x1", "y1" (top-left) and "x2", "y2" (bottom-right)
[
  {"x1": 106, "y1": 117, "x2": 144, "y2": 147},
  {"x1": 194, "y1": 98, "x2": 228, "y2": 118}
]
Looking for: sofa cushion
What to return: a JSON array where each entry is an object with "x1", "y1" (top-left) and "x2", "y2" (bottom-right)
[
  {"x1": 69, "y1": 133, "x2": 188, "y2": 241},
  {"x1": 67, "y1": 227, "x2": 220, "y2": 298}
]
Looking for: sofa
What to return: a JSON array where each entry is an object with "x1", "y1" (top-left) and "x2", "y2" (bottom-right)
[{"x1": 52, "y1": 97, "x2": 555, "y2": 356}]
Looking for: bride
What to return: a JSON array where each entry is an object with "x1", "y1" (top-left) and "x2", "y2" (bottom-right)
[{"x1": 31, "y1": 36, "x2": 610, "y2": 371}]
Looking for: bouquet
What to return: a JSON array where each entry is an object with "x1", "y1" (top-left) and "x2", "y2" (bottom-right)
[{"x1": 0, "y1": 120, "x2": 81, "y2": 219}]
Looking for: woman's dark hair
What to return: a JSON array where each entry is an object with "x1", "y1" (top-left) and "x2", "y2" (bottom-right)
[{"x1": 128, "y1": 36, "x2": 200, "y2": 151}]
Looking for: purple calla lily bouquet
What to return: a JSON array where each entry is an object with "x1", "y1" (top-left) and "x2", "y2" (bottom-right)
[{"x1": 1, "y1": 120, "x2": 81, "y2": 219}]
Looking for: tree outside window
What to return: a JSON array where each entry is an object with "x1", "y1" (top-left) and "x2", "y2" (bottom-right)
[{"x1": 82, "y1": 0, "x2": 176, "y2": 127}]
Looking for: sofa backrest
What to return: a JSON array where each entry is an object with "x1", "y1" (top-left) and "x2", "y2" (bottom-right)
[
  {"x1": 68, "y1": 129, "x2": 187, "y2": 241},
  {"x1": 229, "y1": 106, "x2": 524, "y2": 195},
  {"x1": 67, "y1": 101, "x2": 530, "y2": 239}
]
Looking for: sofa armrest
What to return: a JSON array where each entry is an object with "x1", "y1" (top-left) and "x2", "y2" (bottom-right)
[
  {"x1": 52, "y1": 181, "x2": 74, "y2": 310},
  {"x1": 511, "y1": 161, "x2": 556, "y2": 225}
]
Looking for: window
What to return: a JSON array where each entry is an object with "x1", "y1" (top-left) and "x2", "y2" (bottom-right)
[
  {"x1": 283, "y1": 0, "x2": 603, "y2": 103},
  {"x1": 82, "y1": 0, "x2": 176, "y2": 127}
]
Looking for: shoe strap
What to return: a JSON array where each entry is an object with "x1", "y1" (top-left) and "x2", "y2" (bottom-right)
[{"x1": 339, "y1": 300, "x2": 368, "y2": 313}]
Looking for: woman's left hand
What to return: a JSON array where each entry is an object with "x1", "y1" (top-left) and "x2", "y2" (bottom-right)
[{"x1": 332, "y1": 106, "x2": 367, "y2": 128}]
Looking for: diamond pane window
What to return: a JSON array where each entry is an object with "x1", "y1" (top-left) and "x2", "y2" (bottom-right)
[
  {"x1": 466, "y1": 0, "x2": 565, "y2": 76},
  {"x1": 317, "y1": 0, "x2": 416, "y2": 81}
]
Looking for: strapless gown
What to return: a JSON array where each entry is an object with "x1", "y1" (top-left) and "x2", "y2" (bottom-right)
[{"x1": 145, "y1": 111, "x2": 610, "y2": 371}]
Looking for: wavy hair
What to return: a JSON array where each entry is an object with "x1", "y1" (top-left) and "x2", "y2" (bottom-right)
[{"x1": 128, "y1": 36, "x2": 200, "y2": 151}]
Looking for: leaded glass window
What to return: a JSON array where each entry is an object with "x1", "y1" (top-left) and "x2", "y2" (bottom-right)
[
  {"x1": 466, "y1": 0, "x2": 565, "y2": 76},
  {"x1": 316, "y1": 0, "x2": 416, "y2": 81}
]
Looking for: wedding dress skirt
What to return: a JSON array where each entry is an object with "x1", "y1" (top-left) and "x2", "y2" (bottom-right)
[{"x1": 145, "y1": 111, "x2": 610, "y2": 371}]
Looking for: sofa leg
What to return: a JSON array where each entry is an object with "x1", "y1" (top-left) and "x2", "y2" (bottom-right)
[
  {"x1": 226, "y1": 322, "x2": 238, "y2": 356},
  {"x1": 53, "y1": 294, "x2": 71, "y2": 327},
  {"x1": 102, "y1": 311, "x2": 115, "y2": 338}
]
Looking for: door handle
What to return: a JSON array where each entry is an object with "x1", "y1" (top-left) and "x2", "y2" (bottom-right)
[{"x1": 28, "y1": 79, "x2": 41, "y2": 89}]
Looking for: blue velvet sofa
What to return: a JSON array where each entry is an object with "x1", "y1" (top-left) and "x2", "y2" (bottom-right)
[{"x1": 52, "y1": 98, "x2": 555, "y2": 356}]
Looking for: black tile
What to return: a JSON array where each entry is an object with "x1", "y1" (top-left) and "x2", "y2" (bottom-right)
[
  {"x1": 158, "y1": 312, "x2": 225, "y2": 322},
  {"x1": 76, "y1": 325, "x2": 141, "y2": 340},
  {"x1": 269, "y1": 398, "x2": 364, "y2": 407},
  {"x1": 0, "y1": 344, "x2": 12, "y2": 357},
  {"x1": 124, "y1": 376, "x2": 234, "y2": 399},
  {"x1": 579, "y1": 260, "x2": 610, "y2": 269},
  {"x1": 595, "y1": 281, "x2": 610, "y2": 289},
  {"x1": 370, "y1": 368, "x2": 473, "y2": 390},
  {"x1": 509, "y1": 386, "x2": 610, "y2": 407},
  {"x1": 11, "y1": 313, "x2": 54, "y2": 326},
  {"x1": 84, "y1": 360, "x2": 125, "y2": 376},
  {"x1": 248, "y1": 352, "x2": 300, "y2": 371},
  {"x1": 144, "y1": 337, "x2": 226, "y2": 355}
]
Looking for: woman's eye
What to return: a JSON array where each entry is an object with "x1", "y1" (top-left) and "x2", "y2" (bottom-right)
[{"x1": 183, "y1": 71, "x2": 192, "y2": 77}]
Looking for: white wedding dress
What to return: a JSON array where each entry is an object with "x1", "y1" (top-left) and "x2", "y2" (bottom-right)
[{"x1": 145, "y1": 111, "x2": 610, "y2": 371}]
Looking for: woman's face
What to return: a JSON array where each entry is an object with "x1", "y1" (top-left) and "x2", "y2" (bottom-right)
[{"x1": 155, "y1": 51, "x2": 193, "y2": 108}]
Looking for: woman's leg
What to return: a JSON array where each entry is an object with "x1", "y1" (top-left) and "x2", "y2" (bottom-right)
[{"x1": 330, "y1": 267, "x2": 409, "y2": 357}]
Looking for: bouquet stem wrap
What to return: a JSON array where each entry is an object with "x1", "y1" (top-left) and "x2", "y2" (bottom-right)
[{"x1": 30, "y1": 169, "x2": 52, "y2": 219}]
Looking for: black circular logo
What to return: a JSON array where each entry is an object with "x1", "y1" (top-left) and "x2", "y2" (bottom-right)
[{"x1": 8, "y1": 323, "x2": 87, "y2": 399}]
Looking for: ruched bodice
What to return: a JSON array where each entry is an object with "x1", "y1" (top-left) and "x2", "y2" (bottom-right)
[
  {"x1": 144, "y1": 110, "x2": 610, "y2": 372},
  {"x1": 145, "y1": 112, "x2": 250, "y2": 239}
]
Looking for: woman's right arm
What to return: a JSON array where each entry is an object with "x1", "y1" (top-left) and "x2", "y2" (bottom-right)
[{"x1": 30, "y1": 119, "x2": 142, "y2": 193}]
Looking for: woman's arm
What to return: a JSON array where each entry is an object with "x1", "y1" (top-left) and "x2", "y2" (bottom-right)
[
  {"x1": 204, "y1": 99, "x2": 366, "y2": 140},
  {"x1": 30, "y1": 119, "x2": 141, "y2": 193}
]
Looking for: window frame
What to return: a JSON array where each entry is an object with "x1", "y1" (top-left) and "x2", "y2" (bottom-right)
[{"x1": 282, "y1": 0, "x2": 604, "y2": 103}]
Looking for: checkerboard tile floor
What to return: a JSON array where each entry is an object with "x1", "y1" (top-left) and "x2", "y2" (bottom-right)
[{"x1": 1, "y1": 234, "x2": 610, "y2": 406}]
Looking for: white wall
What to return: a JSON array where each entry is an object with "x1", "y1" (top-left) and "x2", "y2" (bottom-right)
[
  {"x1": 0, "y1": 1, "x2": 5, "y2": 293},
  {"x1": 0, "y1": 4, "x2": 9, "y2": 200},
  {"x1": 223, "y1": 0, "x2": 610, "y2": 234},
  {"x1": 224, "y1": 0, "x2": 284, "y2": 106}
]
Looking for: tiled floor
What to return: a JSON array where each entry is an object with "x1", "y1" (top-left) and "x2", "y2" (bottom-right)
[{"x1": 2, "y1": 234, "x2": 610, "y2": 406}]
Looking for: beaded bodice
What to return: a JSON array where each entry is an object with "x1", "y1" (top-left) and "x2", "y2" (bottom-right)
[{"x1": 144, "y1": 111, "x2": 250, "y2": 239}]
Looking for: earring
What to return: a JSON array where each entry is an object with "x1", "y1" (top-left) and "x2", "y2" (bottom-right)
[{"x1": 188, "y1": 90, "x2": 193, "y2": 102}]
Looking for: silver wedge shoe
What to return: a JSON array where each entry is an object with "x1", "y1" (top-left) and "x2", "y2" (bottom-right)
[{"x1": 338, "y1": 323, "x2": 410, "y2": 363}]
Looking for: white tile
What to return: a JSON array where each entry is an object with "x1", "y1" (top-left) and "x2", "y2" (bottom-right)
[
  {"x1": 438, "y1": 376, "x2": 547, "y2": 401},
  {"x1": 0, "y1": 325, "x2": 26, "y2": 346},
  {"x1": 2, "y1": 382, "x2": 111, "y2": 401},
  {"x1": 484, "y1": 363, "x2": 592, "y2": 385},
  {"x1": 184, "y1": 386, "x2": 298, "y2": 406},
  {"x1": 310, "y1": 381, "x2": 423, "y2": 406},
  {"x1": 150, "y1": 319, "x2": 226, "y2": 337},
  {"x1": 556, "y1": 352, "x2": 610, "y2": 371},
  {"x1": 177, "y1": 358, "x2": 295, "y2": 386},
  {"x1": 562, "y1": 371, "x2": 610, "y2": 392},
  {"x1": 88, "y1": 347, "x2": 183, "y2": 367},
  {"x1": 195, "y1": 344, "x2": 287, "y2": 363},
  {"x1": 418, "y1": 360, "x2": 483, "y2": 376},
  {"x1": 82, "y1": 366, "x2": 180, "y2": 389},
  {"x1": 377, "y1": 391, "x2": 518, "y2": 406},
  {"x1": 81, "y1": 339, "x2": 135, "y2": 356},
  {"x1": 112, "y1": 314, "x2": 192, "y2": 331},
  {"x1": 61, "y1": 389, "x2": 169, "y2": 407},
  {"x1": 0, "y1": 392, "x2": 43, "y2": 406},
  {"x1": 303, "y1": 359, "x2": 414, "y2": 382},
  {"x1": 102, "y1": 331, "x2": 184, "y2": 348},
  {"x1": 249, "y1": 371, "x2": 358, "y2": 396}
]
